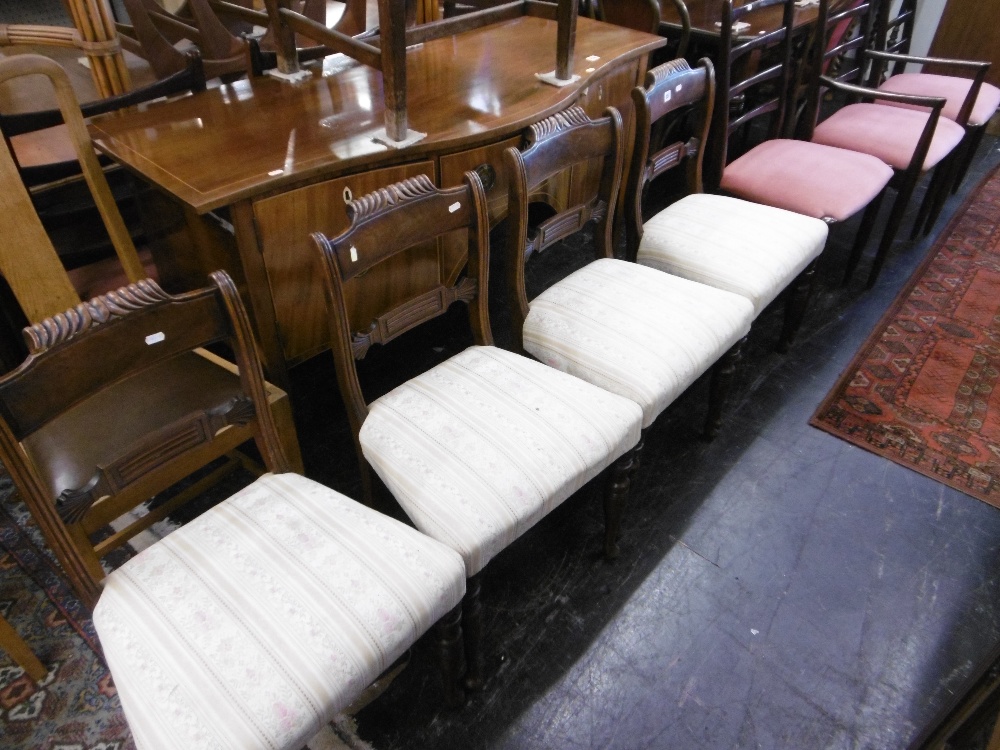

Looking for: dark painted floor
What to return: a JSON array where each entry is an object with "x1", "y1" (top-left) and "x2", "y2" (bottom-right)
[{"x1": 283, "y1": 139, "x2": 1000, "y2": 750}]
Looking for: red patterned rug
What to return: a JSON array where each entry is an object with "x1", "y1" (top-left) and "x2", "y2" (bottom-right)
[{"x1": 811, "y1": 163, "x2": 1000, "y2": 508}]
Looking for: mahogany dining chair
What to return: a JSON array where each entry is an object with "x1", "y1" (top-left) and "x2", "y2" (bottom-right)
[
  {"x1": 0, "y1": 55, "x2": 302, "y2": 608},
  {"x1": 10, "y1": 275, "x2": 469, "y2": 747},
  {"x1": 626, "y1": 57, "x2": 829, "y2": 353},
  {"x1": 705, "y1": 0, "x2": 894, "y2": 288},
  {"x1": 799, "y1": 0, "x2": 966, "y2": 286},
  {"x1": 501, "y1": 106, "x2": 754, "y2": 459},
  {"x1": 312, "y1": 171, "x2": 643, "y2": 694}
]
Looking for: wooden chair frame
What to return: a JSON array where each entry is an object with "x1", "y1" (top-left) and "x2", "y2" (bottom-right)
[{"x1": 0, "y1": 272, "x2": 293, "y2": 609}]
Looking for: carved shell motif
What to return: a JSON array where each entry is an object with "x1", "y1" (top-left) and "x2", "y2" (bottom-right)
[
  {"x1": 347, "y1": 174, "x2": 438, "y2": 224},
  {"x1": 25, "y1": 280, "x2": 171, "y2": 355},
  {"x1": 526, "y1": 106, "x2": 593, "y2": 147},
  {"x1": 647, "y1": 58, "x2": 692, "y2": 88}
]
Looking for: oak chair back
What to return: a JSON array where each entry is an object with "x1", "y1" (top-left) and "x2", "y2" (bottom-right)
[
  {"x1": 0, "y1": 54, "x2": 149, "y2": 318},
  {"x1": 0, "y1": 272, "x2": 293, "y2": 608},
  {"x1": 502, "y1": 106, "x2": 624, "y2": 352}
]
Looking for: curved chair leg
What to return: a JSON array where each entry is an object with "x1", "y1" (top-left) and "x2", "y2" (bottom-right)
[
  {"x1": 435, "y1": 603, "x2": 466, "y2": 709},
  {"x1": 776, "y1": 259, "x2": 818, "y2": 354},
  {"x1": 843, "y1": 189, "x2": 886, "y2": 286},
  {"x1": 462, "y1": 573, "x2": 484, "y2": 693},
  {"x1": 704, "y1": 335, "x2": 747, "y2": 441},
  {"x1": 602, "y1": 435, "x2": 644, "y2": 560}
]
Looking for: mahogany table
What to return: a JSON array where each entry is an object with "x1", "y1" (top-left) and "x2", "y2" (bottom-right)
[{"x1": 90, "y1": 14, "x2": 663, "y2": 386}]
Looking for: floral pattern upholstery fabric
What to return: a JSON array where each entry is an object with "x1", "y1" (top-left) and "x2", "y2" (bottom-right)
[
  {"x1": 360, "y1": 345, "x2": 643, "y2": 577},
  {"x1": 523, "y1": 258, "x2": 754, "y2": 429},
  {"x1": 638, "y1": 193, "x2": 829, "y2": 317},
  {"x1": 93, "y1": 473, "x2": 466, "y2": 750}
]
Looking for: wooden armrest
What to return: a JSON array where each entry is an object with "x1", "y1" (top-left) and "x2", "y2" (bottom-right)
[
  {"x1": 866, "y1": 49, "x2": 991, "y2": 73},
  {"x1": 820, "y1": 75, "x2": 947, "y2": 112}
]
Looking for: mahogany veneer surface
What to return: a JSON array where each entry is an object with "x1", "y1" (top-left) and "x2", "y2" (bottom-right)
[{"x1": 89, "y1": 15, "x2": 663, "y2": 214}]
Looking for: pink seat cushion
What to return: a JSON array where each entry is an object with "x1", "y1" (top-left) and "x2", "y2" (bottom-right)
[
  {"x1": 812, "y1": 103, "x2": 966, "y2": 171},
  {"x1": 879, "y1": 73, "x2": 1000, "y2": 127},
  {"x1": 720, "y1": 139, "x2": 892, "y2": 222}
]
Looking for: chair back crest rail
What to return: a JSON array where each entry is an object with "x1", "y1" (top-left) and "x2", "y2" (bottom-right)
[
  {"x1": 1, "y1": 283, "x2": 228, "y2": 436},
  {"x1": 503, "y1": 105, "x2": 624, "y2": 349},
  {"x1": 627, "y1": 57, "x2": 713, "y2": 258}
]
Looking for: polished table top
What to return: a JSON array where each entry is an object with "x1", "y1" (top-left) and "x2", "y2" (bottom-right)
[
  {"x1": 89, "y1": 15, "x2": 663, "y2": 213},
  {"x1": 657, "y1": 0, "x2": 821, "y2": 39}
]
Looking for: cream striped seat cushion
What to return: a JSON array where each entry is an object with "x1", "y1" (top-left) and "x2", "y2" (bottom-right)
[
  {"x1": 93, "y1": 473, "x2": 466, "y2": 750},
  {"x1": 638, "y1": 193, "x2": 829, "y2": 317},
  {"x1": 360, "y1": 345, "x2": 643, "y2": 577},
  {"x1": 523, "y1": 258, "x2": 754, "y2": 429}
]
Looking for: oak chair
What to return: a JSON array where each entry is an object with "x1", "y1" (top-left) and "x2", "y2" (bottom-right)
[
  {"x1": 313, "y1": 171, "x2": 643, "y2": 694},
  {"x1": 800, "y1": 0, "x2": 965, "y2": 286},
  {"x1": 502, "y1": 106, "x2": 754, "y2": 455},
  {"x1": 705, "y1": 0, "x2": 894, "y2": 288},
  {"x1": 867, "y1": 0, "x2": 998, "y2": 209},
  {"x1": 626, "y1": 58, "x2": 829, "y2": 353},
  {"x1": 0, "y1": 52, "x2": 206, "y2": 271}
]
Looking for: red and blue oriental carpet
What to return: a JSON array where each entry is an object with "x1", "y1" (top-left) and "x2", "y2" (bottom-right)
[{"x1": 812, "y1": 163, "x2": 1000, "y2": 508}]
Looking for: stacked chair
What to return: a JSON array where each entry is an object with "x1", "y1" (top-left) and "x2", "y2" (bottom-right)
[
  {"x1": 800, "y1": 0, "x2": 966, "y2": 286},
  {"x1": 626, "y1": 58, "x2": 830, "y2": 354}
]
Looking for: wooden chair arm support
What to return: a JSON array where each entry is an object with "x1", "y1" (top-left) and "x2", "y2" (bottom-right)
[
  {"x1": 819, "y1": 75, "x2": 947, "y2": 112},
  {"x1": 866, "y1": 49, "x2": 991, "y2": 74}
]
